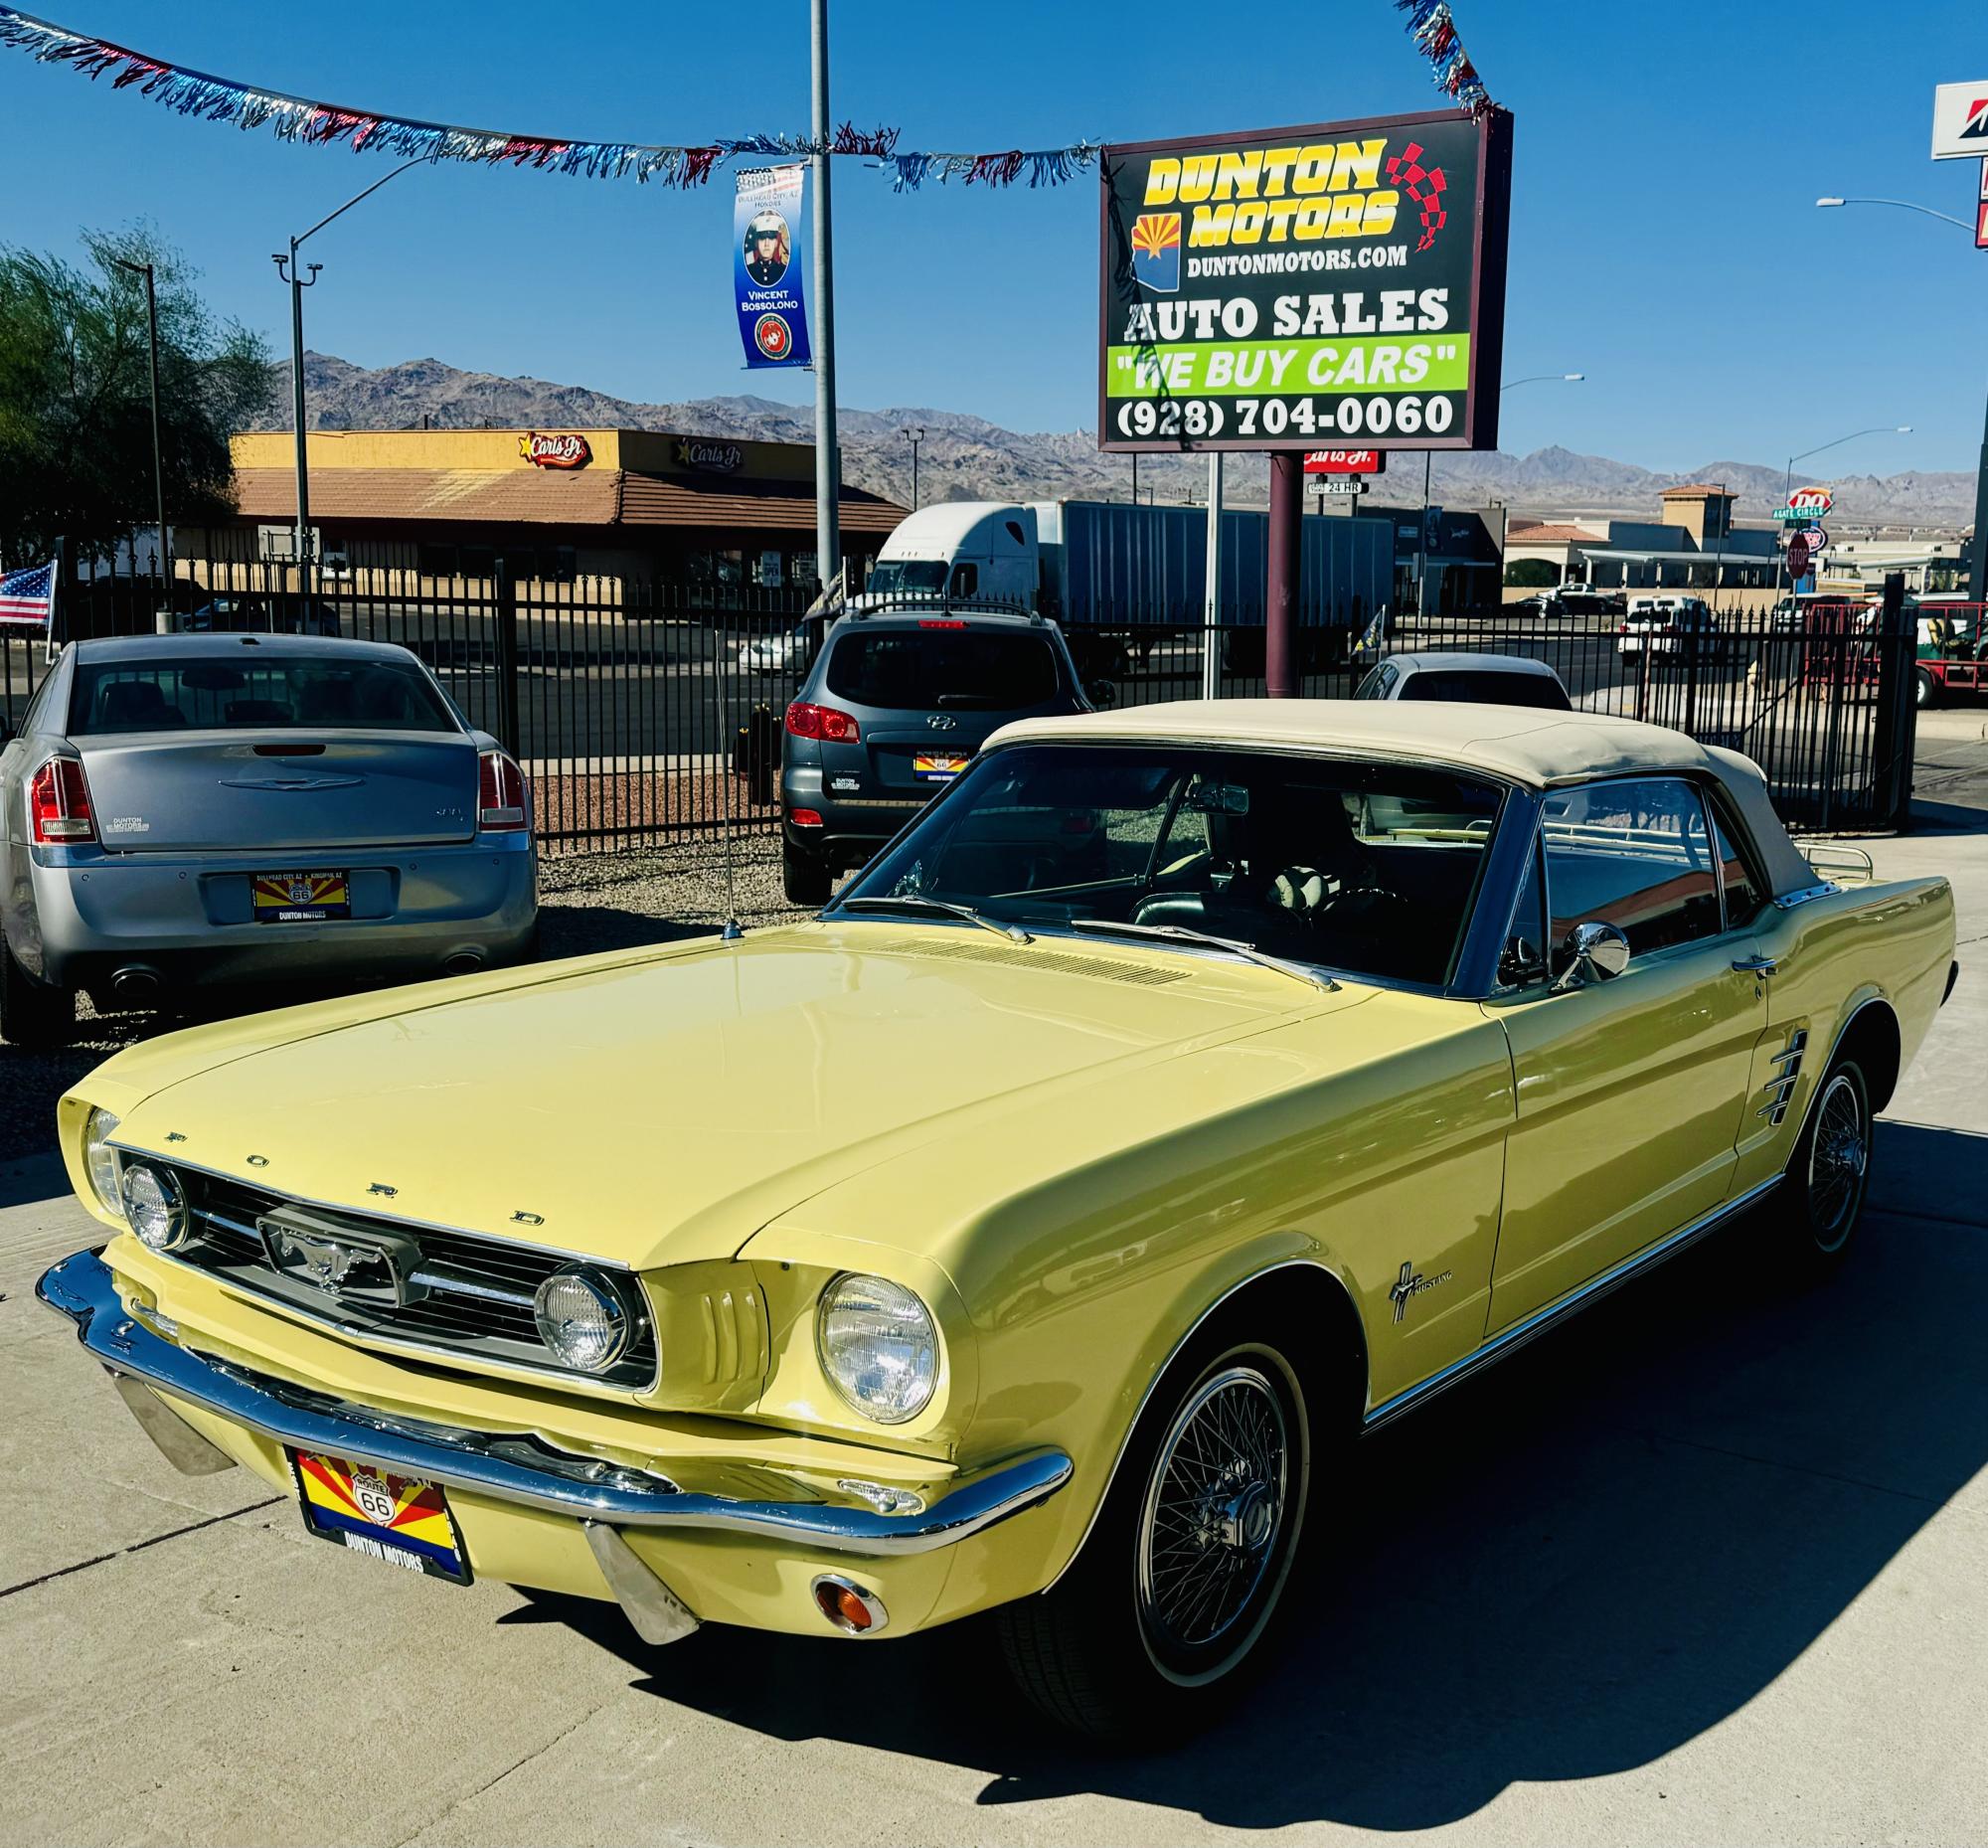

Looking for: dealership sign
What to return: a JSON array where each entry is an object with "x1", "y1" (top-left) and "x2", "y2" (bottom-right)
[
  {"x1": 1098, "y1": 108, "x2": 1514, "y2": 453},
  {"x1": 1774, "y1": 485, "x2": 1834, "y2": 522},
  {"x1": 676, "y1": 437, "x2": 743, "y2": 473},
  {"x1": 1931, "y1": 82, "x2": 1988, "y2": 159},
  {"x1": 519, "y1": 432, "x2": 591, "y2": 469},
  {"x1": 1303, "y1": 448, "x2": 1386, "y2": 474}
]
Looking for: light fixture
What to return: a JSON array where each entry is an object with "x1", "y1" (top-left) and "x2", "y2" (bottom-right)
[
  {"x1": 532, "y1": 1267, "x2": 632, "y2": 1373},
  {"x1": 121, "y1": 1163, "x2": 190, "y2": 1253}
]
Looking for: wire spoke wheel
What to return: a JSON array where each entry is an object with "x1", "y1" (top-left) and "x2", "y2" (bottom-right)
[
  {"x1": 1807, "y1": 1071, "x2": 1869, "y2": 1253},
  {"x1": 1136, "y1": 1364, "x2": 1290, "y2": 1670}
]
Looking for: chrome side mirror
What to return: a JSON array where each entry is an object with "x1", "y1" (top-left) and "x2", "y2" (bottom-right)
[{"x1": 1552, "y1": 920, "x2": 1631, "y2": 991}]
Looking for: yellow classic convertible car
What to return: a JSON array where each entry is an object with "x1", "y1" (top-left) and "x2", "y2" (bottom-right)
[{"x1": 40, "y1": 702, "x2": 1956, "y2": 1740}]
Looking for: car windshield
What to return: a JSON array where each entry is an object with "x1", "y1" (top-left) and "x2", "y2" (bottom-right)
[
  {"x1": 837, "y1": 743, "x2": 1505, "y2": 987},
  {"x1": 864, "y1": 559, "x2": 949, "y2": 595},
  {"x1": 69, "y1": 655, "x2": 458, "y2": 735},
  {"x1": 825, "y1": 627, "x2": 1059, "y2": 711}
]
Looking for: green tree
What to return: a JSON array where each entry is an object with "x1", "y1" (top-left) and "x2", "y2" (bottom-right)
[
  {"x1": 0, "y1": 227, "x2": 272, "y2": 564},
  {"x1": 1504, "y1": 557, "x2": 1557, "y2": 588}
]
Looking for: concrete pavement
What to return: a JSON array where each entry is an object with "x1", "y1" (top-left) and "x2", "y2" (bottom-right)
[{"x1": 4, "y1": 827, "x2": 1987, "y2": 1846}]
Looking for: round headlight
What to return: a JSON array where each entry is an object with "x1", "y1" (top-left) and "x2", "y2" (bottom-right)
[
  {"x1": 121, "y1": 1162, "x2": 189, "y2": 1253},
  {"x1": 533, "y1": 1267, "x2": 631, "y2": 1374},
  {"x1": 84, "y1": 1107, "x2": 123, "y2": 1218},
  {"x1": 817, "y1": 1273, "x2": 938, "y2": 1425}
]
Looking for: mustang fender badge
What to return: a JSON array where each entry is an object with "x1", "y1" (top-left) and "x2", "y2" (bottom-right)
[{"x1": 1390, "y1": 1260, "x2": 1453, "y2": 1324}]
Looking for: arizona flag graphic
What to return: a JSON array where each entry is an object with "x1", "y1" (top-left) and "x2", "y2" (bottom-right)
[{"x1": 1130, "y1": 211, "x2": 1181, "y2": 291}]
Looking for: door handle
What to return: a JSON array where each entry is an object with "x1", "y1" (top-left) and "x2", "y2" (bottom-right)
[{"x1": 1732, "y1": 953, "x2": 1778, "y2": 975}]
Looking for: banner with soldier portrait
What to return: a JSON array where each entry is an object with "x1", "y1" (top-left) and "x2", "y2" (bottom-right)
[{"x1": 734, "y1": 165, "x2": 813, "y2": 369}]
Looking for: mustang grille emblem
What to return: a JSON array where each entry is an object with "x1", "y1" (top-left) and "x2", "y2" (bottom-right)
[
  {"x1": 1390, "y1": 1259, "x2": 1453, "y2": 1324},
  {"x1": 259, "y1": 1213, "x2": 426, "y2": 1308}
]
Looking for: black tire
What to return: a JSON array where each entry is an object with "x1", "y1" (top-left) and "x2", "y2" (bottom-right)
[
  {"x1": 781, "y1": 843, "x2": 833, "y2": 908},
  {"x1": 0, "y1": 936, "x2": 75, "y2": 1049},
  {"x1": 997, "y1": 1327, "x2": 1317, "y2": 1743},
  {"x1": 1769, "y1": 1056, "x2": 1873, "y2": 1281},
  {"x1": 1914, "y1": 667, "x2": 1938, "y2": 711}
]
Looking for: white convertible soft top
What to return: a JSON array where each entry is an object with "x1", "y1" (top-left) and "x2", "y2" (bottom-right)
[{"x1": 988, "y1": 699, "x2": 1820, "y2": 900}]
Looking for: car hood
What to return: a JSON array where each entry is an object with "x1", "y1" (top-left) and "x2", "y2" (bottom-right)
[{"x1": 97, "y1": 925, "x2": 1357, "y2": 1270}]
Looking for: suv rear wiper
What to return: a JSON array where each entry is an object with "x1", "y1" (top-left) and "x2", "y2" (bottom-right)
[
  {"x1": 833, "y1": 894, "x2": 1034, "y2": 944},
  {"x1": 1069, "y1": 918, "x2": 1338, "y2": 992}
]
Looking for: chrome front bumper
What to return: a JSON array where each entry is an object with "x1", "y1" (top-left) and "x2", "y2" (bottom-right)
[{"x1": 36, "y1": 1249, "x2": 1072, "y2": 1559}]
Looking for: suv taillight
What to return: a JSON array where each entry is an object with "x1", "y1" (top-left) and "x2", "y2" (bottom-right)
[
  {"x1": 785, "y1": 700, "x2": 861, "y2": 743},
  {"x1": 477, "y1": 750, "x2": 531, "y2": 832},
  {"x1": 29, "y1": 757, "x2": 95, "y2": 844}
]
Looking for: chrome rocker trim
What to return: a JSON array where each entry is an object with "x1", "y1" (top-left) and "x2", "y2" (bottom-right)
[
  {"x1": 1363, "y1": 1174, "x2": 1784, "y2": 1430},
  {"x1": 37, "y1": 1248, "x2": 1072, "y2": 1558}
]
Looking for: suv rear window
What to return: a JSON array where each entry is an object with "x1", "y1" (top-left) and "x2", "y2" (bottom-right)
[
  {"x1": 825, "y1": 628, "x2": 1060, "y2": 712},
  {"x1": 1400, "y1": 670, "x2": 1571, "y2": 711},
  {"x1": 70, "y1": 655, "x2": 458, "y2": 735}
]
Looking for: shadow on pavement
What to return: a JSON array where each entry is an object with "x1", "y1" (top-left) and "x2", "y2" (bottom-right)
[{"x1": 516, "y1": 1119, "x2": 1988, "y2": 1832}]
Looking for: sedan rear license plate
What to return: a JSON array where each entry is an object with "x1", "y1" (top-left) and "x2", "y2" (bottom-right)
[
  {"x1": 288, "y1": 1448, "x2": 470, "y2": 1583},
  {"x1": 912, "y1": 754, "x2": 969, "y2": 781},
  {"x1": 252, "y1": 870, "x2": 351, "y2": 923}
]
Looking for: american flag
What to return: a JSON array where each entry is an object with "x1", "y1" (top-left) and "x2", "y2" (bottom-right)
[{"x1": 0, "y1": 561, "x2": 56, "y2": 628}]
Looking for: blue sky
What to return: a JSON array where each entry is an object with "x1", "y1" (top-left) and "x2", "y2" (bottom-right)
[{"x1": 0, "y1": 0, "x2": 1981, "y2": 471}]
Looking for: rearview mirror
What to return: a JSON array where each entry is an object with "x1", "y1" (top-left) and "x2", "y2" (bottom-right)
[{"x1": 1552, "y1": 920, "x2": 1631, "y2": 991}]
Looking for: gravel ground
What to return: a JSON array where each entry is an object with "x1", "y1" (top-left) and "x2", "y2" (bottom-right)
[{"x1": 0, "y1": 827, "x2": 807, "y2": 1164}]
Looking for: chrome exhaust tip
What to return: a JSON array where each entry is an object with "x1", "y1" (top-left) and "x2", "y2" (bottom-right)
[
  {"x1": 109, "y1": 966, "x2": 162, "y2": 1002},
  {"x1": 443, "y1": 950, "x2": 486, "y2": 976}
]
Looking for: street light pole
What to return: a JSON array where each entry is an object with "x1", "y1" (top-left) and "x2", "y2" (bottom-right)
[
  {"x1": 110, "y1": 256, "x2": 169, "y2": 602},
  {"x1": 810, "y1": 0, "x2": 841, "y2": 593},
  {"x1": 271, "y1": 154, "x2": 434, "y2": 601},
  {"x1": 1817, "y1": 195, "x2": 1982, "y2": 600},
  {"x1": 900, "y1": 425, "x2": 923, "y2": 511},
  {"x1": 1772, "y1": 423, "x2": 1913, "y2": 596}
]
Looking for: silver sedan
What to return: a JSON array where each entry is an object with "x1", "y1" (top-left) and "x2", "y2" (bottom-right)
[{"x1": 1, "y1": 634, "x2": 538, "y2": 1046}]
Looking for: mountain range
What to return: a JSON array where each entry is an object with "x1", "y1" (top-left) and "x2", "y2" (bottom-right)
[{"x1": 252, "y1": 355, "x2": 1977, "y2": 532}]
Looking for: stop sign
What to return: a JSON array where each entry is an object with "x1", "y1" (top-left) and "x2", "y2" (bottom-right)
[{"x1": 1788, "y1": 533, "x2": 1811, "y2": 578}]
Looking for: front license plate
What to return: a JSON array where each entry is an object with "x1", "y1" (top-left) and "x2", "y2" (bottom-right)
[
  {"x1": 288, "y1": 1448, "x2": 471, "y2": 1584},
  {"x1": 912, "y1": 754, "x2": 968, "y2": 781},
  {"x1": 253, "y1": 870, "x2": 351, "y2": 923}
]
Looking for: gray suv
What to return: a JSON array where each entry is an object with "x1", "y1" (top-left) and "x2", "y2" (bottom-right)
[{"x1": 779, "y1": 606, "x2": 1094, "y2": 904}]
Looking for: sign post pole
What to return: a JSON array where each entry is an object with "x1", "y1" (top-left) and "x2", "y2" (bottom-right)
[
  {"x1": 809, "y1": 0, "x2": 840, "y2": 593},
  {"x1": 1266, "y1": 452, "x2": 1302, "y2": 698},
  {"x1": 1972, "y1": 388, "x2": 1988, "y2": 603},
  {"x1": 1202, "y1": 450, "x2": 1224, "y2": 698}
]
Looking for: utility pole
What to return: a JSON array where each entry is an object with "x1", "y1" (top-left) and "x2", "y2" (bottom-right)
[
  {"x1": 272, "y1": 155, "x2": 434, "y2": 604},
  {"x1": 1265, "y1": 451, "x2": 1301, "y2": 697},
  {"x1": 810, "y1": 0, "x2": 841, "y2": 590},
  {"x1": 111, "y1": 256, "x2": 170, "y2": 603},
  {"x1": 271, "y1": 242, "x2": 321, "y2": 596},
  {"x1": 1973, "y1": 390, "x2": 1988, "y2": 603},
  {"x1": 901, "y1": 425, "x2": 923, "y2": 511}
]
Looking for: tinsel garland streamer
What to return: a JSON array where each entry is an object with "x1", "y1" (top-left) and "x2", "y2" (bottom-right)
[
  {"x1": 0, "y1": 7, "x2": 1103, "y2": 189},
  {"x1": 1393, "y1": 0, "x2": 1495, "y2": 118}
]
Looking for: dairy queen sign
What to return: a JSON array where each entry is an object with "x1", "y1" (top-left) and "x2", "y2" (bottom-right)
[{"x1": 519, "y1": 432, "x2": 592, "y2": 470}]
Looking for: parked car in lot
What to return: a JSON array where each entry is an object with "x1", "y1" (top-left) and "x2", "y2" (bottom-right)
[
  {"x1": 777, "y1": 603, "x2": 1097, "y2": 904},
  {"x1": 179, "y1": 595, "x2": 341, "y2": 637},
  {"x1": 0, "y1": 634, "x2": 538, "y2": 1045},
  {"x1": 1354, "y1": 651, "x2": 1572, "y2": 710},
  {"x1": 1519, "y1": 585, "x2": 1622, "y2": 619},
  {"x1": 736, "y1": 624, "x2": 809, "y2": 678},
  {"x1": 1619, "y1": 595, "x2": 1718, "y2": 658},
  {"x1": 40, "y1": 701, "x2": 1953, "y2": 1739}
]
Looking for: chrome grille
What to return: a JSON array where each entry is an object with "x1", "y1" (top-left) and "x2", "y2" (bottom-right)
[{"x1": 164, "y1": 1169, "x2": 656, "y2": 1389}]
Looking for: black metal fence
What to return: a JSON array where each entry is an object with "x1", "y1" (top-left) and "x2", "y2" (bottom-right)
[{"x1": 2, "y1": 557, "x2": 1923, "y2": 849}]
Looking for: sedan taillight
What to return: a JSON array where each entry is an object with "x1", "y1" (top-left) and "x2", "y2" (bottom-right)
[
  {"x1": 29, "y1": 757, "x2": 95, "y2": 844},
  {"x1": 478, "y1": 750, "x2": 531, "y2": 833}
]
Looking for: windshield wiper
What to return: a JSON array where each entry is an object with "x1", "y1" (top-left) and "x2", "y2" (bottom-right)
[
  {"x1": 1069, "y1": 918, "x2": 1338, "y2": 992},
  {"x1": 834, "y1": 895, "x2": 1034, "y2": 944}
]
